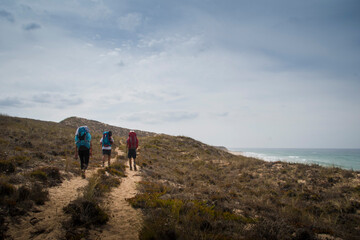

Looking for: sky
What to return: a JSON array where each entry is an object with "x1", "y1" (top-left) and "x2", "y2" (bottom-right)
[{"x1": 0, "y1": 0, "x2": 359, "y2": 148}]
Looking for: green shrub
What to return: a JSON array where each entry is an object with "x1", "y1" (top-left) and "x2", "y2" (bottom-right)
[
  {"x1": 353, "y1": 185, "x2": 360, "y2": 194},
  {"x1": 0, "y1": 181, "x2": 15, "y2": 196},
  {"x1": 106, "y1": 162, "x2": 126, "y2": 177},
  {"x1": 139, "y1": 214, "x2": 178, "y2": 240},
  {"x1": 30, "y1": 169, "x2": 47, "y2": 182},
  {"x1": 40, "y1": 166, "x2": 62, "y2": 185},
  {"x1": 17, "y1": 186, "x2": 31, "y2": 202},
  {"x1": 0, "y1": 160, "x2": 16, "y2": 173},
  {"x1": 64, "y1": 230, "x2": 87, "y2": 240},
  {"x1": 96, "y1": 174, "x2": 120, "y2": 194},
  {"x1": 106, "y1": 167, "x2": 125, "y2": 177},
  {"x1": 29, "y1": 167, "x2": 62, "y2": 186},
  {"x1": 0, "y1": 215, "x2": 8, "y2": 240},
  {"x1": 246, "y1": 219, "x2": 295, "y2": 240},
  {"x1": 29, "y1": 183, "x2": 49, "y2": 205},
  {"x1": 9, "y1": 155, "x2": 30, "y2": 166},
  {"x1": 63, "y1": 199, "x2": 109, "y2": 227}
]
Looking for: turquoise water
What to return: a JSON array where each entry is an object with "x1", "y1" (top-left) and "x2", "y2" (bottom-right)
[{"x1": 230, "y1": 148, "x2": 360, "y2": 171}]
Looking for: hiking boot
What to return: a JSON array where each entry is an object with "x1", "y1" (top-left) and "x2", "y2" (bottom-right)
[
  {"x1": 81, "y1": 171, "x2": 86, "y2": 179},
  {"x1": 134, "y1": 165, "x2": 137, "y2": 171},
  {"x1": 130, "y1": 165, "x2": 132, "y2": 171}
]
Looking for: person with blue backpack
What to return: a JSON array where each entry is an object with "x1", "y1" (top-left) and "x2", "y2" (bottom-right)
[
  {"x1": 75, "y1": 126, "x2": 92, "y2": 178},
  {"x1": 100, "y1": 131, "x2": 114, "y2": 167}
]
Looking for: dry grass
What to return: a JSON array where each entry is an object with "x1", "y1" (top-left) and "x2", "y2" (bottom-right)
[
  {"x1": 1, "y1": 115, "x2": 359, "y2": 240},
  {"x1": 130, "y1": 135, "x2": 360, "y2": 240},
  {"x1": 0, "y1": 114, "x2": 124, "y2": 238}
]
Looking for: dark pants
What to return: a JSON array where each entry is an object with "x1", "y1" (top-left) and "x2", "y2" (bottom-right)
[
  {"x1": 128, "y1": 149, "x2": 137, "y2": 159},
  {"x1": 128, "y1": 148, "x2": 137, "y2": 170},
  {"x1": 78, "y1": 149, "x2": 89, "y2": 170}
]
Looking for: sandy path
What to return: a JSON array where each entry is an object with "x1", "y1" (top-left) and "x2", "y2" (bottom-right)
[
  {"x1": 91, "y1": 149, "x2": 143, "y2": 240},
  {"x1": 7, "y1": 148, "x2": 142, "y2": 240},
  {"x1": 7, "y1": 153, "x2": 103, "y2": 240},
  {"x1": 8, "y1": 172, "x2": 92, "y2": 239}
]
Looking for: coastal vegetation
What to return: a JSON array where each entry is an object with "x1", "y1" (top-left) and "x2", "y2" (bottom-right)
[
  {"x1": 0, "y1": 115, "x2": 359, "y2": 239},
  {"x1": 0, "y1": 115, "x2": 126, "y2": 239},
  {"x1": 130, "y1": 135, "x2": 360, "y2": 240}
]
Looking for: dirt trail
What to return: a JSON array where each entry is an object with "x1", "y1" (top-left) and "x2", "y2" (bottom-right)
[
  {"x1": 91, "y1": 149, "x2": 143, "y2": 240},
  {"x1": 7, "y1": 148, "x2": 143, "y2": 240}
]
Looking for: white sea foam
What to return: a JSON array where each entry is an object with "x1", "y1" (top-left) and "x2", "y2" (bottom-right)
[
  {"x1": 241, "y1": 152, "x2": 284, "y2": 162},
  {"x1": 231, "y1": 148, "x2": 360, "y2": 170},
  {"x1": 240, "y1": 152, "x2": 317, "y2": 164}
]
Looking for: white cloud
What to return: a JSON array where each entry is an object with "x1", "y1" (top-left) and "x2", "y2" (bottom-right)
[
  {"x1": 119, "y1": 111, "x2": 198, "y2": 124},
  {"x1": 0, "y1": 0, "x2": 359, "y2": 148},
  {"x1": 117, "y1": 13, "x2": 142, "y2": 31}
]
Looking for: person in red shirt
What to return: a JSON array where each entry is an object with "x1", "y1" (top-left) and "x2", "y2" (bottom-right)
[{"x1": 126, "y1": 131, "x2": 138, "y2": 170}]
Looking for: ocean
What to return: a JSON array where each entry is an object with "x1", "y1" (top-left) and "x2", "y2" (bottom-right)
[{"x1": 230, "y1": 148, "x2": 360, "y2": 171}]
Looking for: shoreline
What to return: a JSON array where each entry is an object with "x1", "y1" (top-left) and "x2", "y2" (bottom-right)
[{"x1": 228, "y1": 148, "x2": 360, "y2": 171}]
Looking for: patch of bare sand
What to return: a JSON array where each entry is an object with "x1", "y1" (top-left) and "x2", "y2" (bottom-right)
[{"x1": 91, "y1": 149, "x2": 143, "y2": 240}]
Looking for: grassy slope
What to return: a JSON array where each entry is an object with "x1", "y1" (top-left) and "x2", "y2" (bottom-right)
[
  {"x1": 0, "y1": 115, "x2": 125, "y2": 239},
  {"x1": 60, "y1": 116, "x2": 156, "y2": 137},
  {"x1": 1, "y1": 115, "x2": 359, "y2": 240},
  {"x1": 131, "y1": 135, "x2": 360, "y2": 240}
]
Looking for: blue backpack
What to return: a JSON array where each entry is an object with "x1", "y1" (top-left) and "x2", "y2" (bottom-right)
[
  {"x1": 76, "y1": 126, "x2": 90, "y2": 149},
  {"x1": 102, "y1": 131, "x2": 112, "y2": 147}
]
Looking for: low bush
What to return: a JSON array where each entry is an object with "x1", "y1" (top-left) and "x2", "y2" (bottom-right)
[
  {"x1": 17, "y1": 185, "x2": 31, "y2": 202},
  {"x1": 0, "y1": 180, "x2": 15, "y2": 196},
  {"x1": 104, "y1": 162, "x2": 126, "y2": 177},
  {"x1": 63, "y1": 199, "x2": 109, "y2": 227},
  {"x1": 30, "y1": 169, "x2": 48, "y2": 182},
  {"x1": 9, "y1": 155, "x2": 31, "y2": 166},
  {"x1": 0, "y1": 160, "x2": 16, "y2": 174},
  {"x1": 29, "y1": 183, "x2": 49, "y2": 205},
  {"x1": 29, "y1": 167, "x2": 62, "y2": 186}
]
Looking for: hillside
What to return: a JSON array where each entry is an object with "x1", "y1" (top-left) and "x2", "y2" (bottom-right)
[
  {"x1": 131, "y1": 135, "x2": 360, "y2": 240},
  {"x1": 1, "y1": 115, "x2": 360, "y2": 240},
  {"x1": 60, "y1": 116, "x2": 156, "y2": 137},
  {"x1": 0, "y1": 115, "x2": 127, "y2": 239}
]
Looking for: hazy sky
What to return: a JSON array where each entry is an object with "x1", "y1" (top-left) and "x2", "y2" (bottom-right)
[{"x1": 0, "y1": 0, "x2": 359, "y2": 148}]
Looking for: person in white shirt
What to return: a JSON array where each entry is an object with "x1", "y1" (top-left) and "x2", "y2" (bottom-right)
[{"x1": 100, "y1": 131, "x2": 114, "y2": 167}]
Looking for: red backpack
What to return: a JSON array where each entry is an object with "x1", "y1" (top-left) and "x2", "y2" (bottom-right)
[{"x1": 128, "y1": 131, "x2": 138, "y2": 149}]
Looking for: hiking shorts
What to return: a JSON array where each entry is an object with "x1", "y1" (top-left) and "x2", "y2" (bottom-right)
[
  {"x1": 128, "y1": 149, "x2": 136, "y2": 159},
  {"x1": 102, "y1": 149, "x2": 111, "y2": 156}
]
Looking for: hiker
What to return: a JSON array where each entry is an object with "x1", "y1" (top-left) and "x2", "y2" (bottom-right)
[
  {"x1": 75, "y1": 126, "x2": 92, "y2": 178},
  {"x1": 100, "y1": 130, "x2": 114, "y2": 167},
  {"x1": 126, "y1": 130, "x2": 138, "y2": 171}
]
